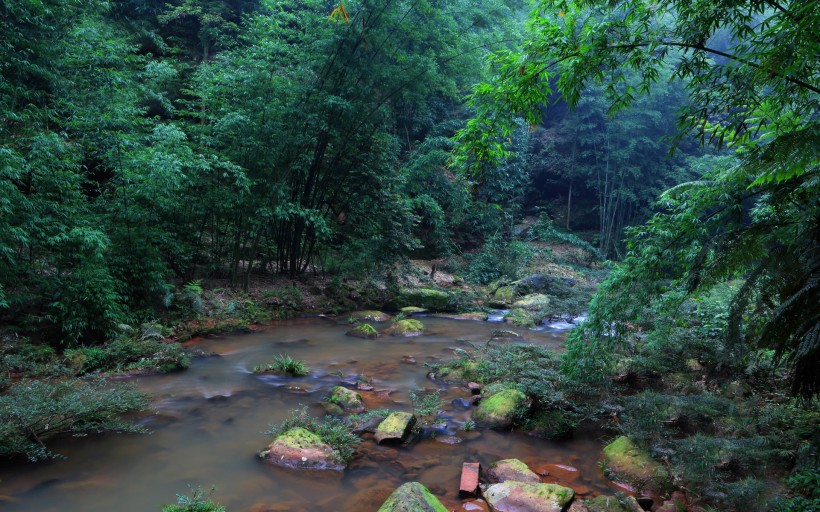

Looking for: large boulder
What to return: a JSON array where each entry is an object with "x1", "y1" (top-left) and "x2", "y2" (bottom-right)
[
  {"x1": 483, "y1": 481, "x2": 575, "y2": 512},
  {"x1": 487, "y1": 459, "x2": 541, "y2": 484},
  {"x1": 584, "y1": 495, "x2": 643, "y2": 512},
  {"x1": 329, "y1": 386, "x2": 364, "y2": 411},
  {"x1": 374, "y1": 411, "x2": 416, "y2": 444},
  {"x1": 378, "y1": 482, "x2": 448, "y2": 512},
  {"x1": 389, "y1": 288, "x2": 452, "y2": 311},
  {"x1": 390, "y1": 319, "x2": 425, "y2": 337},
  {"x1": 512, "y1": 293, "x2": 551, "y2": 311},
  {"x1": 602, "y1": 436, "x2": 671, "y2": 493},
  {"x1": 488, "y1": 285, "x2": 516, "y2": 308},
  {"x1": 473, "y1": 389, "x2": 529, "y2": 429},
  {"x1": 514, "y1": 274, "x2": 576, "y2": 297},
  {"x1": 504, "y1": 308, "x2": 538, "y2": 328},
  {"x1": 259, "y1": 427, "x2": 345, "y2": 471}
]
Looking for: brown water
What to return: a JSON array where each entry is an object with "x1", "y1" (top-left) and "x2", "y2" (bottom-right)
[{"x1": 0, "y1": 315, "x2": 615, "y2": 511}]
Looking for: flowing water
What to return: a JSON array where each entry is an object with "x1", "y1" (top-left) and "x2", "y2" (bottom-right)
[{"x1": 0, "y1": 315, "x2": 613, "y2": 511}]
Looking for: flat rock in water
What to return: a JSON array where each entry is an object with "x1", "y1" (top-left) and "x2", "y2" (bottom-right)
[
  {"x1": 374, "y1": 411, "x2": 416, "y2": 444},
  {"x1": 329, "y1": 386, "x2": 364, "y2": 411},
  {"x1": 390, "y1": 319, "x2": 425, "y2": 337},
  {"x1": 260, "y1": 427, "x2": 345, "y2": 471},
  {"x1": 349, "y1": 310, "x2": 392, "y2": 322},
  {"x1": 483, "y1": 481, "x2": 575, "y2": 512},
  {"x1": 459, "y1": 462, "x2": 481, "y2": 497},
  {"x1": 377, "y1": 482, "x2": 448, "y2": 512},
  {"x1": 487, "y1": 459, "x2": 541, "y2": 484}
]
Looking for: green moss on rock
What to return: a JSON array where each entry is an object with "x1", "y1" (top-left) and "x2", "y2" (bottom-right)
[
  {"x1": 585, "y1": 495, "x2": 643, "y2": 512},
  {"x1": 328, "y1": 386, "x2": 364, "y2": 411},
  {"x1": 602, "y1": 436, "x2": 671, "y2": 492},
  {"x1": 374, "y1": 411, "x2": 416, "y2": 444},
  {"x1": 390, "y1": 319, "x2": 424, "y2": 337},
  {"x1": 504, "y1": 308, "x2": 538, "y2": 328},
  {"x1": 349, "y1": 310, "x2": 392, "y2": 322},
  {"x1": 487, "y1": 458, "x2": 541, "y2": 483},
  {"x1": 377, "y1": 482, "x2": 448, "y2": 512},
  {"x1": 489, "y1": 285, "x2": 517, "y2": 308},
  {"x1": 512, "y1": 293, "x2": 551, "y2": 311},
  {"x1": 400, "y1": 306, "x2": 428, "y2": 315},
  {"x1": 483, "y1": 481, "x2": 575, "y2": 512},
  {"x1": 390, "y1": 288, "x2": 452, "y2": 311},
  {"x1": 347, "y1": 323, "x2": 379, "y2": 339},
  {"x1": 473, "y1": 389, "x2": 528, "y2": 429}
]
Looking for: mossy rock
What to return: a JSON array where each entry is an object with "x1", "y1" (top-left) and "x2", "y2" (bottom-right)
[
  {"x1": 390, "y1": 288, "x2": 452, "y2": 311},
  {"x1": 473, "y1": 389, "x2": 528, "y2": 429},
  {"x1": 436, "y1": 360, "x2": 479, "y2": 383},
  {"x1": 377, "y1": 482, "x2": 448, "y2": 512},
  {"x1": 602, "y1": 436, "x2": 671, "y2": 492},
  {"x1": 259, "y1": 427, "x2": 345, "y2": 471},
  {"x1": 585, "y1": 495, "x2": 644, "y2": 512},
  {"x1": 504, "y1": 308, "x2": 538, "y2": 328},
  {"x1": 390, "y1": 319, "x2": 424, "y2": 337},
  {"x1": 487, "y1": 458, "x2": 541, "y2": 483},
  {"x1": 512, "y1": 293, "x2": 551, "y2": 311},
  {"x1": 328, "y1": 386, "x2": 364, "y2": 411},
  {"x1": 483, "y1": 481, "x2": 575, "y2": 512},
  {"x1": 349, "y1": 310, "x2": 392, "y2": 322},
  {"x1": 400, "y1": 306, "x2": 428, "y2": 315},
  {"x1": 347, "y1": 323, "x2": 379, "y2": 339},
  {"x1": 374, "y1": 411, "x2": 416, "y2": 444},
  {"x1": 433, "y1": 312, "x2": 488, "y2": 321},
  {"x1": 488, "y1": 285, "x2": 517, "y2": 308}
]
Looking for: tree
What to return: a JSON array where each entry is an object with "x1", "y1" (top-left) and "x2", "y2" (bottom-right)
[{"x1": 455, "y1": 0, "x2": 819, "y2": 397}]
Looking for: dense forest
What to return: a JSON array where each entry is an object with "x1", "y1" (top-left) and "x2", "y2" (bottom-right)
[{"x1": 0, "y1": 1, "x2": 817, "y2": 511}]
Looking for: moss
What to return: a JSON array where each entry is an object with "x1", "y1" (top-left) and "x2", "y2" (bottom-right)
[
  {"x1": 602, "y1": 436, "x2": 671, "y2": 488},
  {"x1": 474, "y1": 388, "x2": 528, "y2": 429},
  {"x1": 489, "y1": 285, "x2": 516, "y2": 307},
  {"x1": 585, "y1": 495, "x2": 639, "y2": 512},
  {"x1": 377, "y1": 482, "x2": 448, "y2": 512},
  {"x1": 277, "y1": 427, "x2": 324, "y2": 450},
  {"x1": 328, "y1": 386, "x2": 364, "y2": 410},
  {"x1": 512, "y1": 293, "x2": 551, "y2": 311},
  {"x1": 483, "y1": 482, "x2": 575, "y2": 510},
  {"x1": 400, "y1": 306, "x2": 427, "y2": 315},
  {"x1": 504, "y1": 308, "x2": 537, "y2": 328},
  {"x1": 391, "y1": 288, "x2": 451, "y2": 311},
  {"x1": 437, "y1": 360, "x2": 479, "y2": 382},
  {"x1": 375, "y1": 411, "x2": 416, "y2": 443},
  {"x1": 347, "y1": 323, "x2": 379, "y2": 339},
  {"x1": 390, "y1": 319, "x2": 424, "y2": 337}
]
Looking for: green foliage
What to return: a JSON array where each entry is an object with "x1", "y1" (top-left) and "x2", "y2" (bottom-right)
[
  {"x1": 253, "y1": 355, "x2": 310, "y2": 376},
  {"x1": 162, "y1": 486, "x2": 225, "y2": 512},
  {"x1": 410, "y1": 390, "x2": 442, "y2": 422},
  {"x1": 465, "y1": 233, "x2": 534, "y2": 284},
  {"x1": 526, "y1": 214, "x2": 602, "y2": 262},
  {"x1": 64, "y1": 336, "x2": 189, "y2": 375},
  {"x1": 0, "y1": 378, "x2": 149, "y2": 461},
  {"x1": 265, "y1": 408, "x2": 359, "y2": 464},
  {"x1": 771, "y1": 470, "x2": 820, "y2": 512}
]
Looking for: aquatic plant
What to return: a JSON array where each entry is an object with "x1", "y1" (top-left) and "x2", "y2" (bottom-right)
[
  {"x1": 253, "y1": 354, "x2": 310, "y2": 376},
  {"x1": 265, "y1": 408, "x2": 360, "y2": 464}
]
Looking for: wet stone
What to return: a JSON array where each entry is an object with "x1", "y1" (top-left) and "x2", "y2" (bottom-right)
[
  {"x1": 377, "y1": 482, "x2": 448, "y2": 512},
  {"x1": 459, "y1": 462, "x2": 481, "y2": 498},
  {"x1": 483, "y1": 481, "x2": 575, "y2": 512},
  {"x1": 487, "y1": 459, "x2": 541, "y2": 484},
  {"x1": 374, "y1": 412, "x2": 416, "y2": 444},
  {"x1": 462, "y1": 499, "x2": 490, "y2": 512}
]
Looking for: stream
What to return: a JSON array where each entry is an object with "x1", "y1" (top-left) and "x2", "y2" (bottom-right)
[{"x1": 0, "y1": 315, "x2": 614, "y2": 511}]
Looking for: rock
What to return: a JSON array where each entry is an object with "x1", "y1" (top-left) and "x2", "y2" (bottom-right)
[
  {"x1": 390, "y1": 319, "x2": 425, "y2": 337},
  {"x1": 487, "y1": 458, "x2": 541, "y2": 484},
  {"x1": 436, "y1": 361, "x2": 478, "y2": 382},
  {"x1": 635, "y1": 497, "x2": 653, "y2": 511},
  {"x1": 321, "y1": 402, "x2": 344, "y2": 415},
  {"x1": 490, "y1": 329, "x2": 521, "y2": 339},
  {"x1": 389, "y1": 288, "x2": 452, "y2": 312},
  {"x1": 452, "y1": 398, "x2": 473, "y2": 409},
  {"x1": 433, "y1": 312, "x2": 489, "y2": 321},
  {"x1": 585, "y1": 495, "x2": 643, "y2": 512},
  {"x1": 347, "y1": 323, "x2": 379, "y2": 339},
  {"x1": 473, "y1": 389, "x2": 528, "y2": 429},
  {"x1": 468, "y1": 382, "x2": 482, "y2": 394},
  {"x1": 259, "y1": 427, "x2": 345, "y2": 471},
  {"x1": 462, "y1": 499, "x2": 491, "y2": 511},
  {"x1": 504, "y1": 308, "x2": 538, "y2": 328},
  {"x1": 513, "y1": 274, "x2": 576, "y2": 296},
  {"x1": 512, "y1": 293, "x2": 551, "y2": 311},
  {"x1": 483, "y1": 481, "x2": 575, "y2": 512},
  {"x1": 400, "y1": 306, "x2": 428, "y2": 315},
  {"x1": 374, "y1": 411, "x2": 416, "y2": 444},
  {"x1": 328, "y1": 386, "x2": 364, "y2": 411},
  {"x1": 434, "y1": 435, "x2": 462, "y2": 445},
  {"x1": 349, "y1": 310, "x2": 392, "y2": 322},
  {"x1": 377, "y1": 482, "x2": 448, "y2": 512},
  {"x1": 535, "y1": 463, "x2": 581, "y2": 483},
  {"x1": 488, "y1": 285, "x2": 516, "y2": 308},
  {"x1": 460, "y1": 462, "x2": 481, "y2": 497},
  {"x1": 568, "y1": 501, "x2": 590, "y2": 512},
  {"x1": 402, "y1": 355, "x2": 417, "y2": 365},
  {"x1": 602, "y1": 436, "x2": 671, "y2": 493}
]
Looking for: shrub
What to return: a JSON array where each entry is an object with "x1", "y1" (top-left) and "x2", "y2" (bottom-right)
[
  {"x1": 162, "y1": 486, "x2": 225, "y2": 512},
  {"x1": 253, "y1": 354, "x2": 310, "y2": 376},
  {"x1": 64, "y1": 336, "x2": 189, "y2": 375},
  {"x1": 0, "y1": 378, "x2": 149, "y2": 461},
  {"x1": 465, "y1": 233, "x2": 533, "y2": 284},
  {"x1": 265, "y1": 408, "x2": 360, "y2": 464}
]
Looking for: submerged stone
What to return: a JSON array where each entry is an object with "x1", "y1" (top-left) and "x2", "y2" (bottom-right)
[
  {"x1": 602, "y1": 436, "x2": 671, "y2": 493},
  {"x1": 390, "y1": 319, "x2": 424, "y2": 337},
  {"x1": 473, "y1": 389, "x2": 528, "y2": 429},
  {"x1": 487, "y1": 458, "x2": 541, "y2": 484},
  {"x1": 374, "y1": 411, "x2": 416, "y2": 444},
  {"x1": 377, "y1": 482, "x2": 448, "y2": 512},
  {"x1": 259, "y1": 427, "x2": 345, "y2": 471},
  {"x1": 483, "y1": 481, "x2": 575, "y2": 512}
]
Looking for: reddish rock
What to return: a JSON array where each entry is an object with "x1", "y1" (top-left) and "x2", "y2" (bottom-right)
[
  {"x1": 467, "y1": 382, "x2": 482, "y2": 394},
  {"x1": 459, "y1": 462, "x2": 481, "y2": 497},
  {"x1": 535, "y1": 462, "x2": 581, "y2": 483},
  {"x1": 487, "y1": 458, "x2": 541, "y2": 484},
  {"x1": 568, "y1": 501, "x2": 590, "y2": 512}
]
